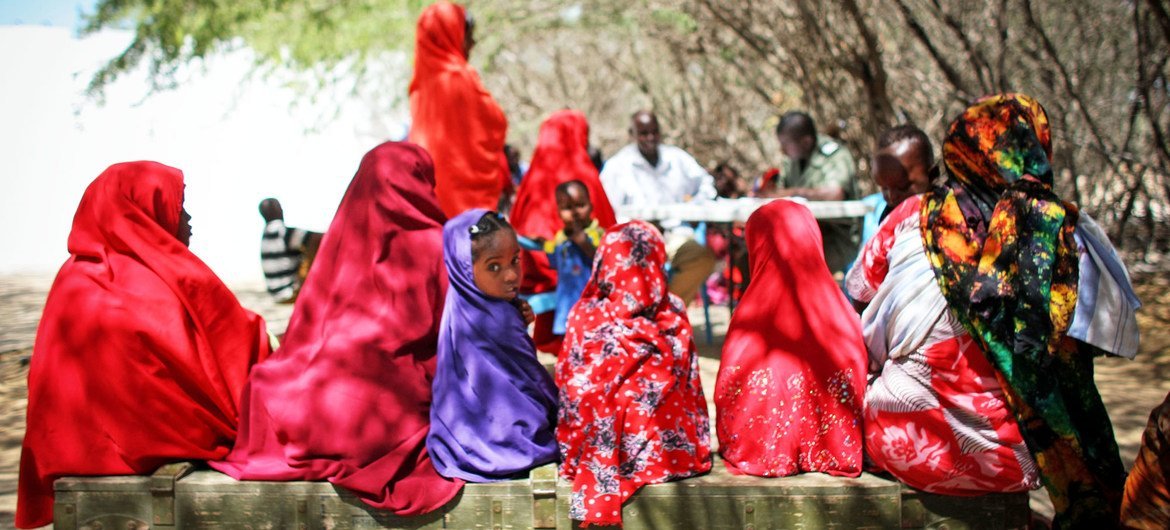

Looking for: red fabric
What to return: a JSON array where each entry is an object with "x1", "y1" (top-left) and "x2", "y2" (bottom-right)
[
  {"x1": 532, "y1": 311, "x2": 564, "y2": 354},
  {"x1": 714, "y1": 199, "x2": 865, "y2": 477},
  {"x1": 510, "y1": 110, "x2": 616, "y2": 298},
  {"x1": 17, "y1": 162, "x2": 271, "y2": 529},
  {"x1": 408, "y1": 1, "x2": 509, "y2": 218},
  {"x1": 557, "y1": 221, "x2": 712, "y2": 526},
  {"x1": 852, "y1": 196, "x2": 1037, "y2": 495},
  {"x1": 211, "y1": 142, "x2": 463, "y2": 514}
]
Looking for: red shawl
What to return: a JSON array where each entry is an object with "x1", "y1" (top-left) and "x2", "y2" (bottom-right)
[
  {"x1": 714, "y1": 199, "x2": 865, "y2": 477},
  {"x1": 211, "y1": 142, "x2": 463, "y2": 515},
  {"x1": 556, "y1": 221, "x2": 712, "y2": 527},
  {"x1": 17, "y1": 162, "x2": 271, "y2": 529},
  {"x1": 408, "y1": 1, "x2": 509, "y2": 218},
  {"x1": 510, "y1": 109, "x2": 616, "y2": 296}
]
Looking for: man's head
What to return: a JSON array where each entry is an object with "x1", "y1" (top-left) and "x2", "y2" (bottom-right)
[
  {"x1": 713, "y1": 162, "x2": 744, "y2": 198},
  {"x1": 629, "y1": 110, "x2": 661, "y2": 163},
  {"x1": 872, "y1": 124, "x2": 936, "y2": 208},
  {"x1": 775, "y1": 111, "x2": 818, "y2": 163},
  {"x1": 259, "y1": 198, "x2": 283, "y2": 222},
  {"x1": 555, "y1": 180, "x2": 593, "y2": 228}
]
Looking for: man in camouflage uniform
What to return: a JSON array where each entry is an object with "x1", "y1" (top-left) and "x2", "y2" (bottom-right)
[{"x1": 769, "y1": 111, "x2": 858, "y2": 276}]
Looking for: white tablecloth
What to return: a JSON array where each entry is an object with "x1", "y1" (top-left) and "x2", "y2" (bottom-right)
[{"x1": 615, "y1": 197, "x2": 871, "y2": 223}]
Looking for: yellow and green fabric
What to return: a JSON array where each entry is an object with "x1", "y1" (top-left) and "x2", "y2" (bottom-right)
[{"x1": 921, "y1": 93, "x2": 1125, "y2": 528}]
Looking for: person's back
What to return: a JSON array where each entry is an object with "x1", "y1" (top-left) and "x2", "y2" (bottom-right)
[
  {"x1": 214, "y1": 142, "x2": 464, "y2": 515},
  {"x1": 715, "y1": 200, "x2": 865, "y2": 478},
  {"x1": 557, "y1": 221, "x2": 711, "y2": 528},
  {"x1": 18, "y1": 162, "x2": 271, "y2": 529},
  {"x1": 852, "y1": 94, "x2": 1137, "y2": 528}
]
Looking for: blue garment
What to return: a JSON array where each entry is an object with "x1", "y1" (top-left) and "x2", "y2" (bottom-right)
[
  {"x1": 545, "y1": 221, "x2": 603, "y2": 335},
  {"x1": 427, "y1": 209, "x2": 558, "y2": 482},
  {"x1": 843, "y1": 193, "x2": 888, "y2": 278},
  {"x1": 859, "y1": 193, "x2": 888, "y2": 247}
]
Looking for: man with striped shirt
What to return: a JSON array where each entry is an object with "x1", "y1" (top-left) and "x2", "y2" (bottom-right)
[{"x1": 260, "y1": 198, "x2": 323, "y2": 303}]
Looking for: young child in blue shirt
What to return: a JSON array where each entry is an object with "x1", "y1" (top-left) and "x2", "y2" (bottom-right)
[{"x1": 535, "y1": 180, "x2": 604, "y2": 335}]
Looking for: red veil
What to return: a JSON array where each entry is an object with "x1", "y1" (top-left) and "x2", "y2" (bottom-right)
[
  {"x1": 510, "y1": 109, "x2": 616, "y2": 296},
  {"x1": 211, "y1": 142, "x2": 463, "y2": 515},
  {"x1": 556, "y1": 221, "x2": 711, "y2": 527},
  {"x1": 17, "y1": 162, "x2": 271, "y2": 528},
  {"x1": 714, "y1": 199, "x2": 865, "y2": 477},
  {"x1": 408, "y1": 1, "x2": 509, "y2": 218}
]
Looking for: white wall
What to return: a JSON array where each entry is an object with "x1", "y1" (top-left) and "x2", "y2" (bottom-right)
[{"x1": 0, "y1": 26, "x2": 409, "y2": 283}]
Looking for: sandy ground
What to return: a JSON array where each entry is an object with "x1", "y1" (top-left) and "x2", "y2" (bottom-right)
[{"x1": 1, "y1": 272, "x2": 1168, "y2": 528}]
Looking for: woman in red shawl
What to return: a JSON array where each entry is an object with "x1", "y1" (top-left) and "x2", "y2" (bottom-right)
[
  {"x1": 714, "y1": 199, "x2": 866, "y2": 477},
  {"x1": 408, "y1": 1, "x2": 509, "y2": 218},
  {"x1": 557, "y1": 221, "x2": 712, "y2": 527},
  {"x1": 510, "y1": 109, "x2": 616, "y2": 352},
  {"x1": 212, "y1": 142, "x2": 463, "y2": 515},
  {"x1": 17, "y1": 162, "x2": 272, "y2": 528}
]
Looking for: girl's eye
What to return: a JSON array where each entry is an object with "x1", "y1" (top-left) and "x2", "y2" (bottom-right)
[{"x1": 489, "y1": 264, "x2": 501, "y2": 272}]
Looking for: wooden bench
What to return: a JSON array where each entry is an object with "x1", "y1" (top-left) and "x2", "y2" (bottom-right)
[{"x1": 53, "y1": 459, "x2": 1029, "y2": 529}]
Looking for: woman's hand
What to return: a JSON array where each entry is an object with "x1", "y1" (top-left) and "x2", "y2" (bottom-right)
[{"x1": 513, "y1": 298, "x2": 536, "y2": 325}]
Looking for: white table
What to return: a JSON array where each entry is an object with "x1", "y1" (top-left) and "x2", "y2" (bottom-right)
[{"x1": 615, "y1": 197, "x2": 872, "y2": 223}]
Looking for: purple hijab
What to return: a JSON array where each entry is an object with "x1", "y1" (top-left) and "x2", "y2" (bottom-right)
[{"x1": 426, "y1": 209, "x2": 558, "y2": 482}]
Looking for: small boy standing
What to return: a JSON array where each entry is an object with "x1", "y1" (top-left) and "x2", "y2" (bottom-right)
[
  {"x1": 537, "y1": 180, "x2": 603, "y2": 335},
  {"x1": 259, "y1": 198, "x2": 323, "y2": 303}
]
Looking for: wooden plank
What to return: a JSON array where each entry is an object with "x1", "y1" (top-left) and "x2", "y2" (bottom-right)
[
  {"x1": 554, "y1": 459, "x2": 901, "y2": 530},
  {"x1": 53, "y1": 460, "x2": 1030, "y2": 529},
  {"x1": 900, "y1": 487, "x2": 1030, "y2": 530}
]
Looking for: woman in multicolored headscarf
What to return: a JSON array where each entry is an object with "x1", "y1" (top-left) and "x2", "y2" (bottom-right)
[
  {"x1": 557, "y1": 221, "x2": 712, "y2": 527},
  {"x1": 847, "y1": 93, "x2": 1139, "y2": 528}
]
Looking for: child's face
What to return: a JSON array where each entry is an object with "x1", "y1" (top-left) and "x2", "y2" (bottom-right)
[
  {"x1": 556, "y1": 186, "x2": 593, "y2": 228},
  {"x1": 472, "y1": 229, "x2": 522, "y2": 300},
  {"x1": 872, "y1": 139, "x2": 932, "y2": 209}
]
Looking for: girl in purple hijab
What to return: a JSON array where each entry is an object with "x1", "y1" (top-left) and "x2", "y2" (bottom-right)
[{"x1": 427, "y1": 209, "x2": 559, "y2": 481}]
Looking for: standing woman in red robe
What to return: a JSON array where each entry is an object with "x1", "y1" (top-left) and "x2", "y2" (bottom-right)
[
  {"x1": 408, "y1": 1, "x2": 510, "y2": 218},
  {"x1": 16, "y1": 162, "x2": 272, "y2": 529},
  {"x1": 509, "y1": 109, "x2": 616, "y2": 352}
]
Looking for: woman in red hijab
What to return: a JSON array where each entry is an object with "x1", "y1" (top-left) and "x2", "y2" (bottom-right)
[
  {"x1": 510, "y1": 109, "x2": 616, "y2": 352},
  {"x1": 17, "y1": 162, "x2": 272, "y2": 529},
  {"x1": 557, "y1": 221, "x2": 711, "y2": 527},
  {"x1": 714, "y1": 200, "x2": 866, "y2": 477},
  {"x1": 211, "y1": 142, "x2": 463, "y2": 515},
  {"x1": 408, "y1": 1, "x2": 509, "y2": 218}
]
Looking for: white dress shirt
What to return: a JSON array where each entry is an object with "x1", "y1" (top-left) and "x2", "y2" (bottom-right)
[{"x1": 600, "y1": 144, "x2": 717, "y2": 223}]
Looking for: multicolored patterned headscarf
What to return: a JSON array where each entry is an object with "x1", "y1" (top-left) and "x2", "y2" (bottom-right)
[{"x1": 922, "y1": 94, "x2": 1125, "y2": 528}]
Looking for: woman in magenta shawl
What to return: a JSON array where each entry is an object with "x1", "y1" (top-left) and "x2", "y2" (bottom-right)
[{"x1": 212, "y1": 142, "x2": 462, "y2": 515}]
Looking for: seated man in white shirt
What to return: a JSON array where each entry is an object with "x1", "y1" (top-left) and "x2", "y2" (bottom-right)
[{"x1": 599, "y1": 110, "x2": 717, "y2": 304}]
